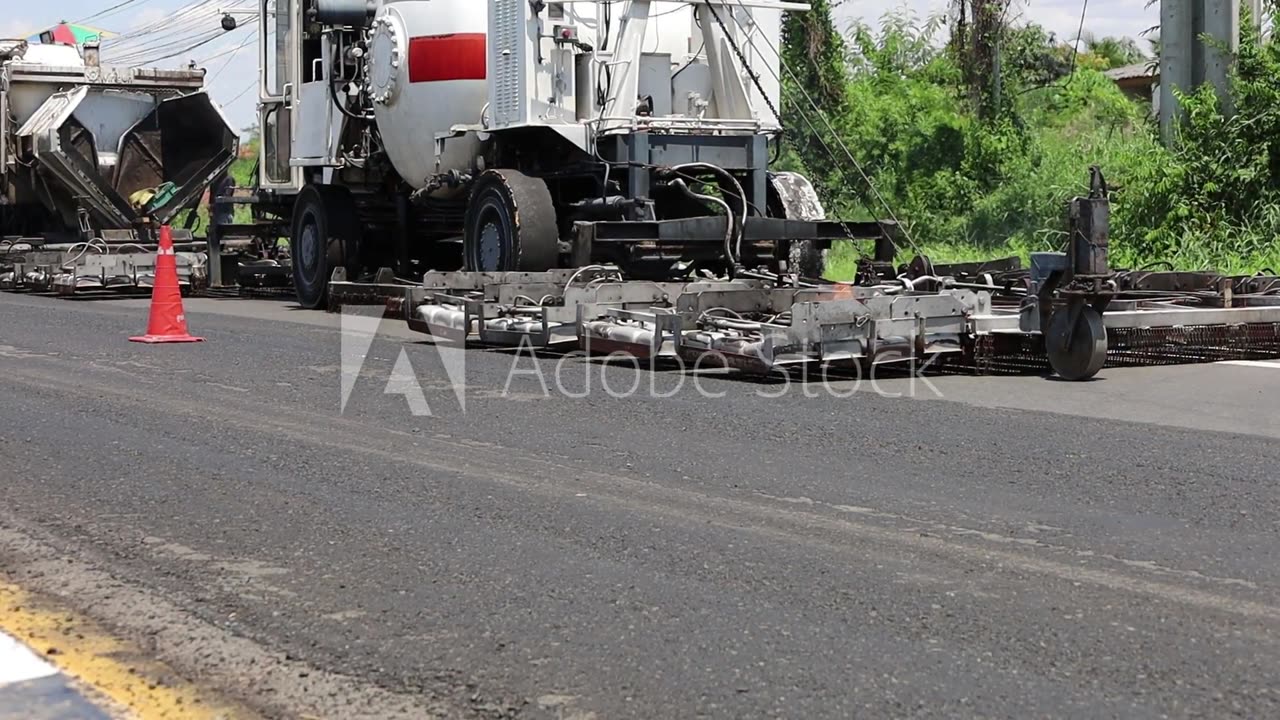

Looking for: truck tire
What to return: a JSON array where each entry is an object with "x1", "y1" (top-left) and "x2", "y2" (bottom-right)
[
  {"x1": 290, "y1": 184, "x2": 361, "y2": 309},
  {"x1": 464, "y1": 170, "x2": 558, "y2": 272},
  {"x1": 767, "y1": 172, "x2": 827, "y2": 280}
]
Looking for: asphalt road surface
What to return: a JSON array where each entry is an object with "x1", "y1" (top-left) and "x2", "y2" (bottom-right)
[{"x1": 1, "y1": 291, "x2": 1278, "y2": 719}]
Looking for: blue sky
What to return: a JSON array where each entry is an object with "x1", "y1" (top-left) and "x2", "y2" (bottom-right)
[{"x1": 3, "y1": 0, "x2": 1159, "y2": 133}]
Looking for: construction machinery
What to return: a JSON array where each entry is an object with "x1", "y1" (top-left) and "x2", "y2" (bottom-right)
[
  {"x1": 5, "y1": 1, "x2": 1272, "y2": 382},
  {"x1": 236, "y1": 0, "x2": 1280, "y2": 380},
  {"x1": 0, "y1": 37, "x2": 238, "y2": 294},
  {"x1": 328, "y1": 168, "x2": 1280, "y2": 381},
  {"x1": 245, "y1": 0, "x2": 885, "y2": 308}
]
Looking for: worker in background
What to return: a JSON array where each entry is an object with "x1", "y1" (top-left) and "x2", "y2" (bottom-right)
[{"x1": 210, "y1": 173, "x2": 234, "y2": 228}]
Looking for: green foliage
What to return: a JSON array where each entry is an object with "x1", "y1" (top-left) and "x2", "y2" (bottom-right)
[
  {"x1": 783, "y1": 8, "x2": 1280, "y2": 279},
  {"x1": 780, "y1": 0, "x2": 849, "y2": 195},
  {"x1": 1000, "y1": 23, "x2": 1071, "y2": 90},
  {"x1": 1111, "y1": 7, "x2": 1280, "y2": 271},
  {"x1": 230, "y1": 133, "x2": 259, "y2": 189},
  {"x1": 1081, "y1": 33, "x2": 1146, "y2": 69}
]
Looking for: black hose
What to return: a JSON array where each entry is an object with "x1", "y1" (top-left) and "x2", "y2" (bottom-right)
[
  {"x1": 668, "y1": 162, "x2": 748, "y2": 260},
  {"x1": 671, "y1": 179, "x2": 737, "y2": 270},
  {"x1": 329, "y1": 78, "x2": 374, "y2": 122}
]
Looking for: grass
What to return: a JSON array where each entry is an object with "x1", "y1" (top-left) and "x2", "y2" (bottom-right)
[{"x1": 824, "y1": 235, "x2": 1280, "y2": 282}]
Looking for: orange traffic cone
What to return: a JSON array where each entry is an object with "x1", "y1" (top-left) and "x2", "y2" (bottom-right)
[{"x1": 130, "y1": 225, "x2": 204, "y2": 344}]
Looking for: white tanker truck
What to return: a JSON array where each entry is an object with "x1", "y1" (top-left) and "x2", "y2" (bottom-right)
[{"x1": 250, "y1": 0, "x2": 882, "y2": 308}]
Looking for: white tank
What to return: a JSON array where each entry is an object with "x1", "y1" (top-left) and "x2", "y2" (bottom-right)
[{"x1": 367, "y1": 0, "x2": 488, "y2": 192}]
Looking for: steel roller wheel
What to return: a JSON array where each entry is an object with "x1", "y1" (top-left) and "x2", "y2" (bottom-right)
[
  {"x1": 463, "y1": 170, "x2": 558, "y2": 272},
  {"x1": 1046, "y1": 305, "x2": 1108, "y2": 381},
  {"x1": 290, "y1": 185, "x2": 362, "y2": 309}
]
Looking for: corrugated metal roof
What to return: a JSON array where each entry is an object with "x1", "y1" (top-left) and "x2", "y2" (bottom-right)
[{"x1": 1105, "y1": 62, "x2": 1158, "y2": 81}]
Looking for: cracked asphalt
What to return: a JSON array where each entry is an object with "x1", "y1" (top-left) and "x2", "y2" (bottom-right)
[{"x1": 1, "y1": 291, "x2": 1278, "y2": 719}]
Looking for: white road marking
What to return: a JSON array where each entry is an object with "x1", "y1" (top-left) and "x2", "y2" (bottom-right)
[
  {"x1": 0, "y1": 631, "x2": 58, "y2": 687},
  {"x1": 1219, "y1": 360, "x2": 1280, "y2": 369}
]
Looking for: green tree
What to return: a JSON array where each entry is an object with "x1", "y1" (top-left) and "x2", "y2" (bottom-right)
[
  {"x1": 779, "y1": 5, "x2": 1280, "y2": 275},
  {"x1": 1000, "y1": 23, "x2": 1071, "y2": 91},
  {"x1": 949, "y1": 0, "x2": 1013, "y2": 119},
  {"x1": 1082, "y1": 32, "x2": 1145, "y2": 69},
  {"x1": 780, "y1": 0, "x2": 850, "y2": 194}
]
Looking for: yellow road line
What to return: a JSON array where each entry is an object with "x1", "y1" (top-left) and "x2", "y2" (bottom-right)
[{"x1": 0, "y1": 579, "x2": 255, "y2": 720}]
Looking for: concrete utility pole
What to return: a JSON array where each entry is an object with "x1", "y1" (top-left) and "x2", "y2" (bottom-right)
[
  {"x1": 1248, "y1": 0, "x2": 1263, "y2": 27},
  {"x1": 1159, "y1": 0, "x2": 1241, "y2": 143}
]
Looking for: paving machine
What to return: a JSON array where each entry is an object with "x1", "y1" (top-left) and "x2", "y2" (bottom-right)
[
  {"x1": 326, "y1": 165, "x2": 1280, "y2": 382},
  {"x1": 0, "y1": 38, "x2": 238, "y2": 295},
  {"x1": 245, "y1": 0, "x2": 887, "y2": 308}
]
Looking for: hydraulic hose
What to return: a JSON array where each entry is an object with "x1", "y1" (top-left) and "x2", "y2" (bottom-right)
[
  {"x1": 329, "y1": 78, "x2": 375, "y2": 122},
  {"x1": 669, "y1": 163, "x2": 749, "y2": 266},
  {"x1": 671, "y1": 179, "x2": 737, "y2": 267}
]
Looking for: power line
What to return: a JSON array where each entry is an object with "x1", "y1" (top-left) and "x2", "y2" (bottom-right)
[
  {"x1": 1067, "y1": 0, "x2": 1091, "y2": 77},
  {"x1": 112, "y1": 26, "x2": 221, "y2": 53},
  {"x1": 208, "y1": 30, "x2": 256, "y2": 81},
  {"x1": 109, "y1": 0, "x2": 218, "y2": 42},
  {"x1": 75, "y1": 0, "x2": 156, "y2": 25},
  {"x1": 105, "y1": 0, "x2": 248, "y2": 53},
  {"x1": 140, "y1": 29, "x2": 231, "y2": 64},
  {"x1": 1012, "y1": 0, "x2": 1091, "y2": 97},
  {"x1": 22, "y1": 0, "x2": 219, "y2": 43},
  {"x1": 109, "y1": 29, "x2": 224, "y2": 63},
  {"x1": 107, "y1": 28, "x2": 217, "y2": 60},
  {"x1": 112, "y1": 16, "x2": 258, "y2": 66},
  {"x1": 107, "y1": 11, "x2": 257, "y2": 67},
  {"x1": 224, "y1": 78, "x2": 257, "y2": 105},
  {"x1": 198, "y1": 26, "x2": 254, "y2": 64}
]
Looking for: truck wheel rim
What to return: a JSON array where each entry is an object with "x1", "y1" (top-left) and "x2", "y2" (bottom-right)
[
  {"x1": 299, "y1": 219, "x2": 320, "y2": 277},
  {"x1": 478, "y1": 220, "x2": 503, "y2": 271}
]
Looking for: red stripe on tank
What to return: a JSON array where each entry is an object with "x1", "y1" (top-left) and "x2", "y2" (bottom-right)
[{"x1": 407, "y1": 33, "x2": 487, "y2": 83}]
